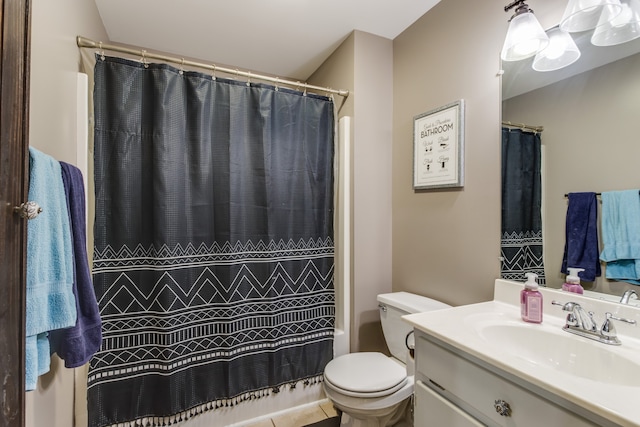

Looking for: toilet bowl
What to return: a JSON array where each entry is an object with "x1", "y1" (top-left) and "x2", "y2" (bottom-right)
[
  {"x1": 323, "y1": 292, "x2": 450, "y2": 427},
  {"x1": 324, "y1": 353, "x2": 414, "y2": 427}
]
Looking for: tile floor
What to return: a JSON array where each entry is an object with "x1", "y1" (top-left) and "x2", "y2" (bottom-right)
[{"x1": 244, "y1": 400, "x2": 338, "y2": 427}]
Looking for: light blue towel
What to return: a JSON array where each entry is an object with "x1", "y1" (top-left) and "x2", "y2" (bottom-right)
[
  {"x1": 25, "y1": 334, "x2": 51, "y2": 391},
  {"x1": 26, "y1": 147, "x2": 77, "y2": 390},
  {"x1": 599, "y1": 190, "x2": 640, "y2": 284}
]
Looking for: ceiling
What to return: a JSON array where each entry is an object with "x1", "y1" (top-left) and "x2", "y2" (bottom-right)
[{"x1": 94, "y1": 0, "x2": 441, "y2": 81}]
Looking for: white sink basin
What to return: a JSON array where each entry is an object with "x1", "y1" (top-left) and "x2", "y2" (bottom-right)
[{"x1": 477, "y1": 322, "x2": 640, "y2": 386}]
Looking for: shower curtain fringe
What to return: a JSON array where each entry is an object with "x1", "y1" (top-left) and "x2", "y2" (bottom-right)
[{"x1": 100, "y1": 375, "x2": 325, "y2": 427}]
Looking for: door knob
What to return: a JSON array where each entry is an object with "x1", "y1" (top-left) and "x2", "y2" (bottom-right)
[{"x1": 13, "y1": 201, "x2": 42, "y2": 219}]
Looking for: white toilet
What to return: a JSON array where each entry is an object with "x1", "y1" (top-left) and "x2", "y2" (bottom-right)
[{"x1": 323, "y1": 292, "x2": 451, "y2": 427}]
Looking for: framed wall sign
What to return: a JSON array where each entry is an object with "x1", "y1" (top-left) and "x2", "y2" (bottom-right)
[{"x1": 413, "y1": 100, "x2": 465, "y2": 190}]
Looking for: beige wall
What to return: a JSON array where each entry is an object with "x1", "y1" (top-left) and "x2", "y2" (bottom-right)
[
  {"x1": 312, "y1": 0, "x2": 563, "y2": 347},
  {"x1": 391, "y1": 0, "x2": 506, "y2": 306},
  {"x1": 309, "y1": 33, "x2": 355, "y2": 119},
  {"x1": 26, "y1": 0, "x2": 108, "y2": 426},
  {"x1": 28, "y1": 0, "x2": 107, "y2": 163},
  {"x1": 351, "y1": 32, "x2": 393, "y2": 352},
  {"x1": 309, "y1": 34, "x2": 356, "y2": 352},
  {"x1": 503, "y1": 52, "x2": 640, "y2": 297},
  {"x1": 311, "y1": 31, "x2": 394, "y2": 352}
]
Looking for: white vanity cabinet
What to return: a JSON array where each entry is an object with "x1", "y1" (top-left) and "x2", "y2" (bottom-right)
[
  {"x1": 413, "y1": 330, "x2": 601, "y2": 427},
  {"x1": 414, "y1": 381, "x2": 483, "y2": 427}
]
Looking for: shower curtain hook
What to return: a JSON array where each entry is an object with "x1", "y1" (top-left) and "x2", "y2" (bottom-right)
[
  {"x1": 211, "y1": 64, "x2": 216, "y2": 81},
  {"x1": 141, "y1": 50, "x2": 149, "y2": 68},
  {"x1": 179, "y1": 58, "x2": 185, "y2": 75},
  {"x1": 98, "y1": 42, "x2": 105, "y2": 61},
  {"x1": 504, "y1": 121, "x2": 513, "y2": 132},
  {"x1": 246, "y1": 71, "x2": 251, "y2": 87},
  {"x1": 274, "y1": 77, "x2": 279, "y2": 91}
]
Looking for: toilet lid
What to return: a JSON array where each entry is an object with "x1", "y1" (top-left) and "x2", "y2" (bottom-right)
[{"x1": 324, "y1": 352, "x2": 407, "y2": 395}]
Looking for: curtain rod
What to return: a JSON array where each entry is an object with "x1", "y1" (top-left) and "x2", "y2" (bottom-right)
[
  {"x1": 502, "y1": 121, "x2": 544, "y2": 133},
  {"x1": 76, "y1": 36, "x2": 350, "y2": 98}
]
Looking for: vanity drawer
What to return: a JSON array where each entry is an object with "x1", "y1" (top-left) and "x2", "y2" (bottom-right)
[
  {"x1": 415, "y1": 380, "x2": 484, "y2": 427},
  {"x1": 416, "y1": 335, "x2": 599, "y2": 427}
]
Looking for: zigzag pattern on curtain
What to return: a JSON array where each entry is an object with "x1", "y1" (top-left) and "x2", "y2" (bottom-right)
[
  {"x1": 500, "y1": 230, "x2": 546, "y2": 285},
  {"x1": 92, "y1": 238, "x2": 333, "y2": 275},
  {"x1": 88, "y1": 238, "x2": 335, "y2": 426},
  {"x1": 88, "y1": 239, "x2": 335, "y2": 386}
]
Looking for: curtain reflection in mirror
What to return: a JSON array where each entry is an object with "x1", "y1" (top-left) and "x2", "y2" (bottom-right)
[{"x1": 501, "y1": 128, "x2": 546, "y2": 284}]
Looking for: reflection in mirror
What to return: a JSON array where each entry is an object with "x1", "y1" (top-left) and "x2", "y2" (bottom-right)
[
  {"x1": 501, "y1": 29, "x2": 640, "y2": 303},
  {"x1": 500, "y1": 127, "x2": 545, "y2": 285}
]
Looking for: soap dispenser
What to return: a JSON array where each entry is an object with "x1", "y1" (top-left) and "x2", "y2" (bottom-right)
[
  {"x1": 562, "y1": 268, "x2": 585, "y2": 294},
  {"x1": 521, "y1": 273, "x2": 543, "y2": 324}
]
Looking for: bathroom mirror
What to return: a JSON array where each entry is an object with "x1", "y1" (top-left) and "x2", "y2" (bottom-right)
[{"x1": 501, "y1": 30, "x2": 640, "y2": 301}]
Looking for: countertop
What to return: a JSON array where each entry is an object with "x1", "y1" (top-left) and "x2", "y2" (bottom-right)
[{"x1": 403, "y1": 279, "x2": 640, "y2": 427}]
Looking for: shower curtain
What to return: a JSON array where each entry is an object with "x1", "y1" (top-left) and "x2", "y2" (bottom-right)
[
  {"x1": 500, "y1": 127, "x2": 545, "y2": 284},
  {"x1": 88, "y1": 55, "x2": 335, "y2": 427}
]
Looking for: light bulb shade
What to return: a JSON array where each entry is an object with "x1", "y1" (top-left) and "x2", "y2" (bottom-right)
[
  {"x1": 533, "y1": 28, "x2": 581, "y2": 71},
  {"x1": 560, "y1": 0, "x2": 623, "y2": 32},
  {"x1": 591, "y1": 0, "x2": 640, "y2": 45},
  {"x1": 501, "y1": 12, "x2": 550, "y2": 61}
]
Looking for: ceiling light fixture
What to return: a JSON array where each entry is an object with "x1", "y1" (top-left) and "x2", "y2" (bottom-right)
[
  {"x1": 532, "y1": 27, "x2": 581, "y2": 71},
  {"x1": 501, "y1": 1, "x2": 550, "y2": 62},
  {"x1": 560, "y1": 0, "x2": 624, "y2": 32},
  {"x1": 591, "y1": 0, "x2": 640, "y2": 45}
]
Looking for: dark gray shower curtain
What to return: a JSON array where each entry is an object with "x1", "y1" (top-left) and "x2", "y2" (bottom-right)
[
  {"x1": 501, "y1": 127, "x2": 545, "y2": 284},
  {"x1": 88, "y1": 55, "x2": 335, "y2": 427}
]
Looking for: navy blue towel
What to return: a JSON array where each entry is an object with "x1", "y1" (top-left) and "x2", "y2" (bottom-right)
[
  {"x1": 49, "y1": 162, "x2": 102, "y2": 368},
  {"x1": 561, "y1": 192, "x2": 601, "y2": 281}
]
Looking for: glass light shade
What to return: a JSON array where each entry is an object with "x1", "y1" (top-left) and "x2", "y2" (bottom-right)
[
  {"x1": 501, "y1": 12, "x2": 550, "y2": 61},
  {"x1": 560, "y1": 0, "x2": 623, "y2": 32},
  {"x1": 533, "y1": 28, "x2": 581, "y2": 71},
  {"x1": 591, "y1": 0, "x2": 640, "y2": 45}
]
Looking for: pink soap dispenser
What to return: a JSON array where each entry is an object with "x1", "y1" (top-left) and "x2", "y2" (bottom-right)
[
  {"x1": 562, "y1": 268, "x2": 585, "y2": 294},
  {"x1": 521, "y1": 273, "x2": 543, "y2": 324}
]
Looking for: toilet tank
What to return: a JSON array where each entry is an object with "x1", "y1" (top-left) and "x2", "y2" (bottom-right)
[{"x1": 377, "y1": 292, "x2": 450, "y2": 362}]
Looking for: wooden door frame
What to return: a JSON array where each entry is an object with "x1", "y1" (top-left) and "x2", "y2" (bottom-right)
[{"x1": 0, "y1": 0, "x2": 31, "y2": 426}]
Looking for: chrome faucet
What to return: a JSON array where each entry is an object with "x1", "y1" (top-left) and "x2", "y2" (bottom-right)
[
  {"x1": 552, "y1": 301, "x2": 597, "y2": 332},
  {"x1": 620, "y1": 289, "x2": 638, "y2": 304},
  {"x1": 552, "y1": 300, "x2": 637, "y2": 345},
  {"x1": 601, "y1": 313, "x2": 635, "y2": 341}
]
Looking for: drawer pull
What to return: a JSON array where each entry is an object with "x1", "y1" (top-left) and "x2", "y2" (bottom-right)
[{"x1": 494, "y1": 399, "x2": 512, "y2": 417}]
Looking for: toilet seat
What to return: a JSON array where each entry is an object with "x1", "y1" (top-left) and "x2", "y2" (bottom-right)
[{"x1": 323, "y1": 352, "x2": 407, "y2": 398}]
